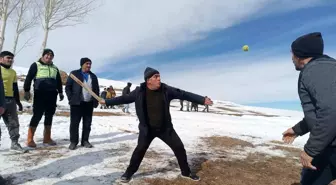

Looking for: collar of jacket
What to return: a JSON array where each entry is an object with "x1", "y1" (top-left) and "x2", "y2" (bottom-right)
[
  {"x1": 302, "y1": 54, "x2": 334, "y2": 70},
  {"x1": 38, "y1": 59, "x2": 53, "y2": 66},
  {"x1": 77, "y1": 68, "x2": 93, "y2": 75},
  {"x1": 139, "y1": 82, "x2": 167, "y2": 92}
]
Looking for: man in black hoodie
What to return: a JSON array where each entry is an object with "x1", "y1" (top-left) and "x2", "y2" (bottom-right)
[
  {"x1": 282, "y1": 32, "x2": 336, "y2": 184},
  {"x1": 100, "y1": 67, "x2": 213, "y2": 183},
  {"x1": 23, "y1": 49, "x2": 64, "y2": 148}
]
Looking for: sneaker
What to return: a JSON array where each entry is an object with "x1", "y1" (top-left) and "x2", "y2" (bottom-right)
[
  {"x1": 181, "y1": 173, "x2": 200, "y2": 181},
  {"x1": 81, "y1": 141, "x2": 93, "y2": 148},
  {"x1": 69, "y1": 143, "x2": 77, "y2": 150},
  {"x1": 120, "y1": 173, "x2": 132, "y2": 183},
  {"x1": 11, "y1": 142, "x2": 28, "y2": 153}
]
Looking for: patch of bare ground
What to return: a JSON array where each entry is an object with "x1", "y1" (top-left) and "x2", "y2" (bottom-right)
[
  {"x1": 216, "y1": 107, "x2": 242, "y2": 113},
  {"x1": 140, "y1": 136, "x2": 305, "y2": 185},
  {"x1": 202, "y1": 135, "x2": 254, "y2": 149},
  {"x1": 247, "y1": 110, "x2": 279, "y2": 117},
  {"x1": 19, "y1": 146, "x2": 66, "y2": 167},
  {"x1": 55, "y1": 111, "x2": 125, "y2": 117}
]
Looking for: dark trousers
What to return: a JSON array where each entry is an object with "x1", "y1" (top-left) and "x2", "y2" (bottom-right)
[
  {"x1": 70, "y1": 101, "x2": 94, "y2": 144},
  {"x1": 301, "y1": 147, "x2": 336, "y2": 185},
  {"x1": 29, "y1": 91, "x2": 58, "y2": 127},
  {"x1": 125, "y1": 128, "x2": 191, "y2": 176}
]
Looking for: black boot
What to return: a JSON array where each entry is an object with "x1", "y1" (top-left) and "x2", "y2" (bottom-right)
[
  {"x1": 81, "y1": 141, "x2": 93, "y2": 148},
  {"x1": 69, "y1": 143, "x2": 77, "y2": 150},
  {"x1": 181, "y1": 173, "x2": 200, "y2": 181},
  {"x1": 120, "y1": 172, "x2": 132, "y2": 183}
]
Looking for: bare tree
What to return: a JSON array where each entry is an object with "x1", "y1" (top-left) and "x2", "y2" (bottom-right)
[
  {"x1": 36, "y1": 0, "x2": 101, "y2": 54},
  {"x1": 0, "y1": 0, "x2": 20, "y2": 51},
  {"x1": 11, "y1": 0, "x2": 39, "y2": 55}
]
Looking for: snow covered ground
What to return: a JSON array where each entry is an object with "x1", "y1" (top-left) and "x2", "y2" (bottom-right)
[{"x1": 0, "y1": 66, "x2": 308, "y2": 185}]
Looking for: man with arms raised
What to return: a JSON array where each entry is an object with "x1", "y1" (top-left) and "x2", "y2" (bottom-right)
[{"x1": 100, "y1": 67, "x2": 213, "y2": 183}]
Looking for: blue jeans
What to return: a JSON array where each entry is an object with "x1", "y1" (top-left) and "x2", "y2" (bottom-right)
[{"x1": 300, "y1": 147, "x2": 336, "y2": 185}]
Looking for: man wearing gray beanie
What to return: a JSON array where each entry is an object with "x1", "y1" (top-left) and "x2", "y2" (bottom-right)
[
  {"x1": 282, "y1": 32, "x2": 336, "y2": 184},
  {"x1": 100, "y1": 66, "x2": 213, "y2": 183}
]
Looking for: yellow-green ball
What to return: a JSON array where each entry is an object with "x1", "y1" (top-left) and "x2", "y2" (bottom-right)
[{"x1": 242, "y1": 45, "x2": 249, "y2": 51}]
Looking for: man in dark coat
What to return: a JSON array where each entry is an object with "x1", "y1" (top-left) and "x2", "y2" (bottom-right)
[
  {"x1": 0, "y1": 64, "x2": 6, "y2": 185},
  {"x1": 100, "y1": 67, "x2": 213, "y2": 183},
  {"x1": 65, "y1": 57, "x2": 100, "y2": 150},
  {"x1": 122, "y1": 82, "x2": 132, "y2": 113},
  {"x1": 282, "y1": 32, "x2": 336, "y2": 184}
]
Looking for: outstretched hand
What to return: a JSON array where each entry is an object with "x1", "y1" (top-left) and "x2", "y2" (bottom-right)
[
  {"x1": 204, "y1": 97, "x2": 213, "y2": 105},
  {"x1": 99, "y1": 99, "x2": 106, "y2": 105}
]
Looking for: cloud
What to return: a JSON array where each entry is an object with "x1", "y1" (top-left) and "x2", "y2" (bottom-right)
[
  {"x1": 126, "y1": 49, "x2": 336, "y2": 104},
  {"x1": 3, "y1": 0, "x2": 322, "y2": 72}
]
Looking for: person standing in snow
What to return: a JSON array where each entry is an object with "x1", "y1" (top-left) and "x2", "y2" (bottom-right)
[
  {"x1": 100, "y1": 67, "x2": 213, "y2": 183},
  {"x1": 65, "y1": 57, "x2": 100, "y2": 150},
  {"x1": 23, "y1": 49, "x2": 64, "y2": 147},
  {"x1": 122, "y1": 82, "x2": 132, "y2": 113},
  {"x1": 100, "y1": 88, "x2": 107, "y2": 109},
  {"x1": 0, "y1": 51, "x2": 26, "y2": 153},
  {"x1": 282, "y1": 32, "x2": 336, "y2": 184},
  {"x1": 0, "y1": 61, "x2": 6, "y2": 185}
]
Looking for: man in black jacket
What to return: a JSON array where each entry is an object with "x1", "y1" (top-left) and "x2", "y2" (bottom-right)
[
  {"x1": 282, "y1": 32, "x2": 336, "y2": 184},
  {"x1": 100, "y1": 67, "x2": 213, "y2": 183},
  {"x1": 23, "y1": 49, "x2": 64, "y2": 147},
  {"x1": 65, "y1": 58, "x2": 100, "y2": 150},
  {"x1": 122, "y1": 82, "x2": 132, "y2": 113}
]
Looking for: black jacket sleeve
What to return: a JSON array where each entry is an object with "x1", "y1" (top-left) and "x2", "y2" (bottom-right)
[
  {"x1": 92, "y1": 73, "x2": 100, "y2": 108},
  {"x1": 167, "y1": 85, "x2": 205, "y2": 105},
  {"x1": 23, "y1": 63, "x2": 37, "y2": 92},
  {"x1": 13, "y1": 83, "x2": 21, "y2": 105},
  {"x1": 65, "y1": 72, "x2": 74, "y2": 101},
  {"x1": 292, "y1": 118, "x2": 309, "y2": 136},
  {"x1": 105, "y1": 87, "x2": 138, "y2": 106},
  {"x1": 302, "y1": 65, "x2": 336, "y2": 157},
  {"x1": 56, "y1": 69, "x2": 63, "y2": 94}
]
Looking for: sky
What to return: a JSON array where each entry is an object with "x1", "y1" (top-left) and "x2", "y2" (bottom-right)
[{"x1": 2, "y1": 0, "x2": 336, "y2": 111}]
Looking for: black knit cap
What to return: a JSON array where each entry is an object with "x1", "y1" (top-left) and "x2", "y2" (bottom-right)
[
  {"x1": 291, "y1": 32, "x2": 324, "y2": 58},
  {"x1": 144, "y1": 67, "x2": 159, "y2": 81},
  {"x1": 42, "y1": 48, "x2": 54, "y2": 56},
  {"x1": 0, "y1": 51, "x2": 14, "y2": 58},
  {"x1": 80, "y1": 57, "x2": 92, "y2": 66}
]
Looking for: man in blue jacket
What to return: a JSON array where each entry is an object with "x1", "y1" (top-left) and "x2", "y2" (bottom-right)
[
  {"x1": 282, "y1": 32, "x2": 336, "y2": 185},
  {"x1": 100, "y1": 67, "x2": 213, "y2": 183},
  {"x1": 65, "y1": 57, "x2": 100, "y2": 150}
]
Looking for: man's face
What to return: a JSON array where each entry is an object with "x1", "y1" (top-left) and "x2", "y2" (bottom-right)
[
  {"x1": 0, "y1": 55, "x2": 14, "y2": 66},
  {"x1": 147, "y1": 73, "x2": 161, "y2": 89},
  {"x1": 82, "y1": 62, "x2": 91, "y2": 72},
  {"x1": 42, "y1": 53, "x2": 54, "y2": 63},
  {"x1": 291, "y1": 52, "x2": 303, "y2": 71}
]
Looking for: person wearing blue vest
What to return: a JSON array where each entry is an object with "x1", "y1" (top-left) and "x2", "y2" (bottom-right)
[{"x1": 23, "y1": 49, "x2": 64, "y2": 148}]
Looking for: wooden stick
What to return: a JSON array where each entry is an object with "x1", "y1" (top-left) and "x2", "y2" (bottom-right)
[{"x1": 69, "y1": 73, "x2": 103, "y2": 101}]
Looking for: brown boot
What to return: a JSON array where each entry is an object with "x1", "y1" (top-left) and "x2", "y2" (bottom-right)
[
  {"x1": 43, "y1": 125, "x2": 57, "y2": 145},
  {"x1": 26, "y1": 127, "x2": 37, "y2": 148}
]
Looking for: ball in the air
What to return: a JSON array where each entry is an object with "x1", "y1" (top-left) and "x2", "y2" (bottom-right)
[{"x1": 242, "y1": 45, "x2": 249, "y2": 51}]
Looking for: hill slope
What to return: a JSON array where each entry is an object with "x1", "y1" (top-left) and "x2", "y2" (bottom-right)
[{"x1": 0, "y1": 66, "x2": 310, "y2": 185}]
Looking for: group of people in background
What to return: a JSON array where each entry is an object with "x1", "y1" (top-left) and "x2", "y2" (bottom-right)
[
  {"x1": 0, "y1": 48, "x2": 213, "y2": 183},
  {"x1": 180, "y1": 98, "x2": 209, "y2": 112}
]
